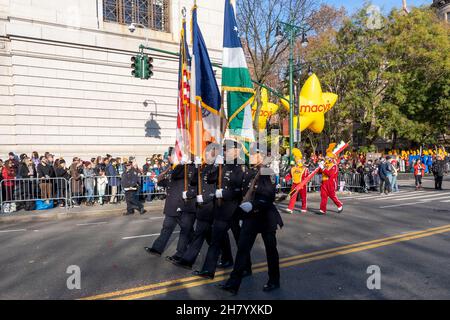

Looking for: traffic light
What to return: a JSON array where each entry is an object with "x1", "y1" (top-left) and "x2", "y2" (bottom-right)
[
  {"x1": 131, "y1": 54, "x2": 154, "y2": 79},
  {"x1": 145, "y1": 56, "x2": 154, "y2": 79},
  {"x1": 131, "y1": 54, "x2": 142, "y2": 78}
]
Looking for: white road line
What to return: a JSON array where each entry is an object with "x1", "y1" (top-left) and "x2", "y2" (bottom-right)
[
  {"x1": 340, "y1": 190, "x2": 412, "y2": 201},
  {"x1": 440, "y1": 200, "x2": 450, "y2": 203},
  {"x1": 76, "y1": 222, "x2": 108, "y2": 226},
  {"x1": 393, "y1": 192, "x2": 450, "y2": 201},
  {"x1": 0, "y1": 229, "x2": 27, "y2": 234},
  {"x1": 379, "y1": 196, "x2": 450, "y2": 208},
  {"x1": 122, "y1": 231, "x2": 180, "y2": 240}
]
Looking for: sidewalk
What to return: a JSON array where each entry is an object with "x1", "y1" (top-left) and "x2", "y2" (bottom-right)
[{"x1": 0, "y1": 200, "x2": 165, "y2": 224}]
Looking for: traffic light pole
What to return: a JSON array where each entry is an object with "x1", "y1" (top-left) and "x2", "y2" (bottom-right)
[
  {"x1": 278, "y1": 21, "x2": 303, "y2": 163},
  {"x1": 138, "y1": 44, "x2": 289, "y2": 103}
]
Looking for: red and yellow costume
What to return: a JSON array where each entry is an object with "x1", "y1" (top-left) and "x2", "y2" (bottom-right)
[
  {"x1": 319, "y1": 144, "x2": 343, "y2": 213},
  {"x1": 288, "y1": 152, "x2": 309, "y2": 212}
]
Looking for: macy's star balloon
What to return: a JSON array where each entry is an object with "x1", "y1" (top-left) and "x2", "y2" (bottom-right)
[
  {"x1": 251, "y1": 88, "x2": 279, "y2": 130},
  {"x1": 281, "y1": 74, "x2": 338, "y2": 133}
]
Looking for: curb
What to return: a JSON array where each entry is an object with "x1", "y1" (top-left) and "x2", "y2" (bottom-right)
[{"x1": 0, "y1": 203, "x2": 164, "y2": 225}]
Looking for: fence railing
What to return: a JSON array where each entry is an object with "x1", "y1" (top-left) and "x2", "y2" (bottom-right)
[
  {"x1": 0, "y1": 171, "x2": 402, "y2": 214},
  {"x1": 278, "y1": 172, "x2": 379, "y2": 193},
  {"x1": 0, "y1": 175, "x2": 167, "y2": 214}
]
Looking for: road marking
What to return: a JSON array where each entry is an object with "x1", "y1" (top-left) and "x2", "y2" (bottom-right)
[
  {"x1": 338, "y1": 190, "x2": 409, "y2": 200},
  {"x1": 0, "y1": 229, "x2": 27, "y2": 234},
  {"x1": 440, "y1": 200, "x2": 450, "y2": 203},
  {"x1": 81, "y1": 224, "x2": 450, "y2": 300},
  {"x1": 76, "y1": 222, "x2": 108, "y2": 226},
  {"x1": 392, "y1": 192, "x2": 450, "y2": 201},
  {"x1": 122, "y1": 231, "x2": 180, "y2": 240},
  {"x1": 379, "y1": 196, "x2": 450, "y2": 208}
]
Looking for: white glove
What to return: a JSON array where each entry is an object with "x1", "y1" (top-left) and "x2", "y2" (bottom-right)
[
  {"x1": 215, "y1": 154, "x2": 224, "y2": 165},
  {"x1": 194, "y1": 156, "x2": 202, "y2": 165},
  {"x1": 182, "y1": 191, "x2": 188, "y2": 200},
  {"x1": 196, "y1": 195, "x2": 204, "y2": 204},
  {"x1": 80, "y1": 174, "x2": 85, "y2": 178},
  {"x1": 215, "y1": 189, "x2": 223, "y2": 199},
  {"x1": 180, "y1": 155, "x2": 188, "y2": 165},
  {"x1": 240, "y1": 202, "x2": 253, "y2": 213},
  {"x1": 319, "y1": 161, "x2": 325, "y2": 170},
  {"x1": 152, "y1": 177, "x2": 158, "y2": 183},
  {"x1": 146, "y1": 172, "x2": 151, "y2": 176}
]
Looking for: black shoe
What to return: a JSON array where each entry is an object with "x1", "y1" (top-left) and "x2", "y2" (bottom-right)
[
  {"x1": 172, "y1": 259, "x2": 193, "y2": 270},
  {"x1": 165, "y1": 255, "x2": 181, "y2": 263},
  {"x1": 217, "y1": 261, "x2": 233, "y2": 269},
  {"x1": 263, "y1": 283, "x2": 280, "y2": 292},
  {"x1": 337, "y1": 206, "x2": 343, "y2": 214},
  {"x1": 242, "y1": 269, "x2": 252, "y2": 278},
  {"x1": 140, "y1": 209, "x2": 147, "y2": 215},
  {"x1": 193, "y1": 270, "x2": 214, "y2": 280},
  {"x1": 144, "y1": 247, "x2": 161, "y2": 257},
  {"x1": 217, "y1": 283, "x2": 238, "y2": 295}
]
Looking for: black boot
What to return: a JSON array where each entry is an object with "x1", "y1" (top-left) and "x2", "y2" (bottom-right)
[
  {"x1": 144, "y1": 247, "x2": 161, "y2": 256},
  {"x1": 263, "y1": 282, "x2": 280, "y2": 292},
  {"x1": 193, "y1": 270, "x2": 214, "y2": 279}
]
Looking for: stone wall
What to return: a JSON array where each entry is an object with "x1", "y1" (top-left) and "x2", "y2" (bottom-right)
[{"x1": 0, "y1": 0, "x2": 224, "y2": 164}]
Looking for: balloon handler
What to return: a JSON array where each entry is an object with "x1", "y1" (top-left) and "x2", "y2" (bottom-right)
[
  {"x1": 318, "y1": 143, "x2": 343, "y2": 215},
  {"x1": 286, "y1": 148, "x2": 309, "y2": 214}
]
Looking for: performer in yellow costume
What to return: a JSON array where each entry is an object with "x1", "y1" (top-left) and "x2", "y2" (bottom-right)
[{"x1": 286, "y1": 149, "x2": 309, "y2": 213}]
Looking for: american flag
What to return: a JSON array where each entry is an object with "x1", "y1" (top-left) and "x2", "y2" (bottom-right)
[{"x1": 174, "y1": 18, "x2": 191, "y2": 164}]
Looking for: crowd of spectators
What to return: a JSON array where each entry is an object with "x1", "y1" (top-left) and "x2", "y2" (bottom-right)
[{"x1": 0, "y1": 151, "x2": 170, "y2": 213}]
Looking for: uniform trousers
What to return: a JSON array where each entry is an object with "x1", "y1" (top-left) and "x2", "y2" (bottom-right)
[
  {"x1": 225, "y1": 219, "x2": 279, "y2": 290},
  {"x1": 151, "y1": 212, "x2": 195, "y2": 258}
]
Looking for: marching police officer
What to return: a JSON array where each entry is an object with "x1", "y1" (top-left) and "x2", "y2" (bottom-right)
[
  {"x1": 145, "y1": 149, "x2": 197, "y2": 262},
  {"x1": 172, "y1": 144, "x2": 220, "y2": 269},
  {"x1": 219, "y1": 151, "x2": 283, "y2": 295},
  {"x1": 194, "y1": 140, "x2": 250, "y2": 279},
  {"x1": 121, "y1": 161, "x2": 146, "y2": 215}
]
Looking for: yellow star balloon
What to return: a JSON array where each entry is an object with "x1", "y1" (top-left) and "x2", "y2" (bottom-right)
[
  {"x1": 251, "y1": 88, "x2": 279, "y2": 130},
  {"x1": 281, "y1": 74, "x2": 338, "y2": 134}
]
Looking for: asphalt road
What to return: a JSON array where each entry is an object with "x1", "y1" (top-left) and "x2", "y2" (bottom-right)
[{"x1": 0, "y1": 177, "x2": 449, "y2": 300}]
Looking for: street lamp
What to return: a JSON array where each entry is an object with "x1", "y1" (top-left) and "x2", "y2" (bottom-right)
[{"x1": 276, "y1": 21, "x2": 308, "y2": 162}]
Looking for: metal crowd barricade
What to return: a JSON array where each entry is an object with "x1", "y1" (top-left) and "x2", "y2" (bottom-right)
[
  {"x1": 0, "y1": 177, "x2": 70, "y2": 214},
  {"x1": 337, "y1": 172, "x2": 365, "y2": 192},
  {"x1": 67, "y1": 175, "x2": 167, "y2": 206}
]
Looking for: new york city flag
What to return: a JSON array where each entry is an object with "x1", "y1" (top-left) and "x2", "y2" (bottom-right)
[
  {"x1": 190, "y1": 4, "x2": 222, "y2": 159},
  {"x1": 222, "y1": 0, "x2": 255, "y2": 143}
]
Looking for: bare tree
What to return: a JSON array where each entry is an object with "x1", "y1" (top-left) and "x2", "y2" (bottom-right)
[{"x1": 236, "y1": 0, "x2": 316, "y2": 129}]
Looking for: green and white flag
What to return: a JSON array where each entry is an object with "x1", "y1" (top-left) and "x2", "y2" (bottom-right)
[{"x1": 222, "y1": 0, "x2": 255, "y2": 144}]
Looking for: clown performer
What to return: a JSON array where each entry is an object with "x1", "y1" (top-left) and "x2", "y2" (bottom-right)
[
  {"x1": 318, "y1": 143, "x2": 343, "y2": 215},
  {"x1": 286, "y1": 149, "x2": 309, "y2": 214}
]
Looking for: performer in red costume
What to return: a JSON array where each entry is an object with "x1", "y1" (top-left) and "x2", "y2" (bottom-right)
[
  {"x1": 286, "y1": 149, "x2": 309, "y2": 214},
  {"x1": 318, "y1": 143, "x2": 343, "y2": 215}
]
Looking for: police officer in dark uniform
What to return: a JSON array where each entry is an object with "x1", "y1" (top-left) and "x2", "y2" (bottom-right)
[
  {"x1": 145, "y1": 149, "x2": 197, "y2": 262},
  {"x1": 219, "y1": 151, "x2": 283, "y2": 295},
  {"x1": 172, "y1": 144, "x2": 220, "y2": 269},
  {"x1": 194, "y1": 139, "x2": 250, "y2": 279},
  {"x1": 121, "y1": 161, "x2": 146, "y2": 215}
]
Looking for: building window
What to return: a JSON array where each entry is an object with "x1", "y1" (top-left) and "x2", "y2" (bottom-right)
[
  {"x1": 103, "y1": 0, "x2": 170, "y2": 32},
  {"x1": 447, "y1": 11, "x2": 450, "y2": 23}
]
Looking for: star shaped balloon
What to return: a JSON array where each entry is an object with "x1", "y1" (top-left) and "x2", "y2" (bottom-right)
[{"x1": 281, "y1": 74, "x2": 338, "y2": 134}]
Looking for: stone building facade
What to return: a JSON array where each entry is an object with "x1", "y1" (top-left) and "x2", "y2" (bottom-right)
[
  {"x1": 0, "y1": 0, "x2": 224, "y2": 162},
  {"x1": 432, "y1": 0, "x2": 450, "y2": 22}
]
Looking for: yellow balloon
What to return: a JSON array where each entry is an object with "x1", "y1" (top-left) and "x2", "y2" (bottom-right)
[
  {"x1": 251, "y1": 88, "x2": 279, "y2": 130},
  {"x1": 281, "y1": 74, "x2": 338, "y2": 133}
]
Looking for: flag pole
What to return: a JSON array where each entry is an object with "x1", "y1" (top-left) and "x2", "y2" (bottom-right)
[
  {"x1": 218, "y1": 89, "x2": 225, "y2": 206},
  {"x1": 196, "y1": 99, "x2": 203, "y2": 197},
  {"x1": 181, "y1": 8, "x2": 188, "y2": 193}
]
